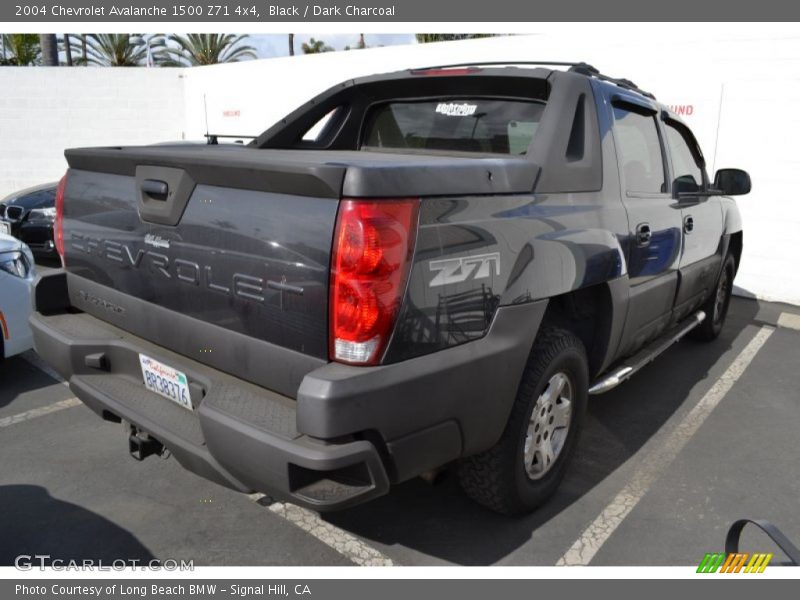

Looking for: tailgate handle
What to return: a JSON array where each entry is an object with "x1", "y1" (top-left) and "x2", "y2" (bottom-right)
[
  {"x1": 141, "y1": 179, "x2": 169, "y2": 199},
  {"x1": 135, "y1": 166, "x2": 195, "y2": 226}
]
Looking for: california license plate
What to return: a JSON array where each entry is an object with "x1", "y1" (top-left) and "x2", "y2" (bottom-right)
[
  {"x1": 139, "y1": 354, "x2": 192, "y2": 410},
  {"x1": 0, "y1": 221, "x2": 9, "y2": 235}
]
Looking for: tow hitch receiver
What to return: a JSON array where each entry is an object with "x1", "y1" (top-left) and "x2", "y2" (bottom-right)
[{"x1": 127, "y1": 423, "x2": 166, "y2": 461}]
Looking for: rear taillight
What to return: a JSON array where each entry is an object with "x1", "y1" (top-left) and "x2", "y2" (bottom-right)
[
  {"x1": 330, "y1": 198, "x2": 419, "y2": 365},
  {"x1": 54, "y1": 172, "x2": 68, "y2": 263}
]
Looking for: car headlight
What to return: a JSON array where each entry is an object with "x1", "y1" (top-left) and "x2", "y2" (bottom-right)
[
  {"x1": 0, "y1": 251, "x2": 31, "y2": 278},
  {"x1": 28, "y1": 207, "x2": 56, "y2": 221}
]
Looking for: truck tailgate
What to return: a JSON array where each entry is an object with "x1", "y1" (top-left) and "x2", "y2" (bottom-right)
[{"x1": 61, "y1": 147, "x2": 345, "y2": 396}]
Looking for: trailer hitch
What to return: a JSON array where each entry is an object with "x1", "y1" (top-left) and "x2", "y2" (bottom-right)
[{"x1": 126, "y1": 423, "x2": 168, "y2": 461}]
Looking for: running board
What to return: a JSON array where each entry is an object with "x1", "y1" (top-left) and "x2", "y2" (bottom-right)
[{"x1": 588, "y1": 310, "x2": 706, "y2": 395}]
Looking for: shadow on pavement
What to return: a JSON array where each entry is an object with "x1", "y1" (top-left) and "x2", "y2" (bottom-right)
[
  {"x1": 0, "y1": 357, "x2": 64, "y2": 410},
  {"x1": 0, "y1": 485, "x2": 155, "y2": 566},
  {"x1": 323, "y1": 298, "x2": 761, "y2": 565}
]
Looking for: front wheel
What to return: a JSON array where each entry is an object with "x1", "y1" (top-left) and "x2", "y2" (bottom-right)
[
  {"x1": 690, "y1": 253, "x2": 736, "y2": 342},
  {"x1": 458, "y1": 326, "x2": 588, "y2": 515}
]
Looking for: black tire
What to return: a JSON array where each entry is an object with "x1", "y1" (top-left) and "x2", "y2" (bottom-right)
[
  {"x1": 458, "y1": 326, "x2": 588, "y2": 515},
  {"x1": 690, "y1": 253, "x2": 736, "y2": 342}
]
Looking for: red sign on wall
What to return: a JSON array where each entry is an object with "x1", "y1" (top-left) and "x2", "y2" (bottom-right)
[{"x1": 668, "y1": 104, "x2": 694, "y2": 116}]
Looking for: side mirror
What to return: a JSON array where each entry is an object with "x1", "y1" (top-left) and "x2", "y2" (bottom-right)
[
  {"x1": 673, "y1": 174, "x2": 702, "y2": 198},
  {"x1": 713, "y1": 168, "x2": 751, "y2": 196}
]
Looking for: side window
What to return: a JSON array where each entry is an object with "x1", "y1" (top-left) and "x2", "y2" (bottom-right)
[
  {"x1": 301, "y1": 107, "x2": 341, "y2": 143},
  {"x1": 664, "y1": 122, "x2": 704, "y2": 194},
  {"x1": 508, "y1": 120, "x2": 539, "y2": 155},
  {"x1": 612, "y1": 105, "x2": 666, "y2": 194}
]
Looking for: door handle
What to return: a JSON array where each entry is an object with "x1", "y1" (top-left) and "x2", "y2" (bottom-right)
[
  {"x1": 684, "y1": 215, "x2": 694, "y2": 234},
  {"x1": 141, "y1": 179, "x2": 169, "y2": 200},
  {"x1": 636, "y1": 223, "x2": 652, "y2": 247}
]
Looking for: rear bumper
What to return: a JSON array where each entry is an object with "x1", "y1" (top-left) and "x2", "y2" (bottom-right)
[
  {"x1": 30, "y1": 271, "x2": 545, "y2": 510},
  {"x1": 30, "y1": 308, "x2": 390, "y2": 511}
]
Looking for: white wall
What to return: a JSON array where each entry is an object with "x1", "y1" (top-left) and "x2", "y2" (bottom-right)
[
  {"x1": 0, "y1": 67, "x2": 185, "y2": 195},
  {"x1": 1, "y1": 25, "x2": 798, "y2": 304}
]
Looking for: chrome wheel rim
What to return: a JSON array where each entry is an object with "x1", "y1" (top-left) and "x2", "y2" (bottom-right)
[
  {"x1": 524, "y1": 372, "x2": 573, "y2": 480},
  {"x1": 714, "y1": 268, "x2": 731, "y2": 325}
]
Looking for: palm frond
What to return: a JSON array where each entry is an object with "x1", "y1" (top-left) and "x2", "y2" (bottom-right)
[{"x1": 160, "y1": 33, "x2": 257, "y2": 66}]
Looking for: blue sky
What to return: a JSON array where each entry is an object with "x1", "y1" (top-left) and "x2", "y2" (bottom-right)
[{"x1": 248, "y1": 34, "x2": 417, "y2": 58}]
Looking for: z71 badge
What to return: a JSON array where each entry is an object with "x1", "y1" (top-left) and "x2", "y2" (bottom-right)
[{"x1": 428, "y1": 252, "x2": 500, "y2": 287}]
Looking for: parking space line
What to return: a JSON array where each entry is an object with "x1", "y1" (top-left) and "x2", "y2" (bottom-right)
[
  {"x1": 557, "y1": 325, "x2": 775, "y2": 566},
  {"x1": 0, "y1": 397, "x2": 82, "y2": 429},
  {"x1": 249, "y1": 493, "x2": 396, "y2": 566},
  {"x1": 777, "y1": 312, "x2": 800, "y2": 331},
  {"x1": 21, "y1": 350, "x2": 68, "y2": 386}
]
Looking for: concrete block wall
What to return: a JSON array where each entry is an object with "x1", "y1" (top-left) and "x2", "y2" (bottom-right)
[{"x1": 0, "y1": 67, "x2": 185, "y2": 195}]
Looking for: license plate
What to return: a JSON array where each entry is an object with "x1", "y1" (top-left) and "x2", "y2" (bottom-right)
[
  {"x1": 0, "y1": 221, "x2": 9, "y2": 235},
  {"x1": 139, "y1": 354, "x2": 192, "y2": 410}
]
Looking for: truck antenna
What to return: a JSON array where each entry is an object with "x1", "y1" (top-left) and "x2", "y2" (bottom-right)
[{"x1": 203, "y1": 94, "x2": 211, "y2": 144}]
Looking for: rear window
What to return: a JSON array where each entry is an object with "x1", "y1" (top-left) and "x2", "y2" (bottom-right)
[{"x1": 362, "y1": 99, "x2": 545, "y2": 155}]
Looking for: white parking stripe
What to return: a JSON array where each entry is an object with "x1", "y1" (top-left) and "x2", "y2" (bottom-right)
[
  {"x1": 0, "y1": 397, "x2": 82, "y2": 429},
  {"x1": 21, "y1": 350, "x2": 68, "y2": 386},
  {"x1": 777, "y1": 312, "x2": 800, "y2": 331},
  {"x1": 557, "y1": 326, "x2": 774, "y2": 566},
  {"x1": 249, "y1": 493, "x2": 395, "y2": 566}
]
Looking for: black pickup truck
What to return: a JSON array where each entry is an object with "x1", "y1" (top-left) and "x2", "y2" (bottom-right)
[{"x1": 31, "y1": 63, "x2": 751, "y2": 515}]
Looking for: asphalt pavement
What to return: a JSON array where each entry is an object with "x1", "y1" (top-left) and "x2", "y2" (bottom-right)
[{"x1": 1, "y1": 292, "x2": 798, "y2": 567}]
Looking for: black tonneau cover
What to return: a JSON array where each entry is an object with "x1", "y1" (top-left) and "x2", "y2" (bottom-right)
[{"x1": 66, "y1": 145, "x2": 540, "y2": 198}]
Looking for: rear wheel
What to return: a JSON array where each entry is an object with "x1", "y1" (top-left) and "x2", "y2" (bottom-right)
[
  {"x1": 690, "y1": 253, "x2": 736, "y2": 342},
  {"x1": 458, "y1": 326, "x2": 588, "y2": 515}
]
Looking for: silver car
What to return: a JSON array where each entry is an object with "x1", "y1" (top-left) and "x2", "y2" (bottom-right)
[{"x1": 0, "y1": 233, "x2": 37, "y2": 359}]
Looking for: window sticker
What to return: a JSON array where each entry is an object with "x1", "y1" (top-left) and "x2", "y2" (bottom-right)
[{"x1": 435, "y1": 102, "x2": 479, "y2": 117}]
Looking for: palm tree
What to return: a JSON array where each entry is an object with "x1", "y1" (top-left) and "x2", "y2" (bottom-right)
[
  {"x1": 415, "y1": 34, "x2": 495, "y2": 44},
  {"x1": 1, "y1": 34, "x2": 40, "y2": 66},
  {"x1": 80, "y1": 34, "x2": 88, "y2": 65},
  {"x1": 39, "y1": 34, "x2": 58, "y2": 65},
  {"x1": 66, "y1": 34, "x2": 153, "y2": 66},
  {"x1": 158, "y1": 34, "x2": 256, "y2": 66},
  {"x1": 288, "y1": 33, "x2": 295, "y2": 56},
  {"x1": 346, "y1": 34, "x2": 367, "y2": 51},
  {"x1": 63, "y1": 34, "x2": 73, "y2": 66},
  {"x1": 301, "y1": 38, "x2": 333, "y2": 54}
]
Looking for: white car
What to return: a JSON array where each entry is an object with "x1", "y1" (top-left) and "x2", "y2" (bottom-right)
[{"x1": 0, "y1": 233, "x2": 36, "y2": 360}]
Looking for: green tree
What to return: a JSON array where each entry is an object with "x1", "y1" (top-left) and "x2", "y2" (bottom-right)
[
  {"x1": 0, "y1": 34, "x2": 40, "y2": 66},
  {"x1": 301, "y1": 38, "x2": 333, "y2": 54},
  {"x1": 159, "y1": 34, "x2": 256, "y2": 66},
  {"x1": 66, "y1": 34, "x2": 155, "y2": 66},
  {"x1": 415, "y1": 34, "x2": 495, "y2": 43}
]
